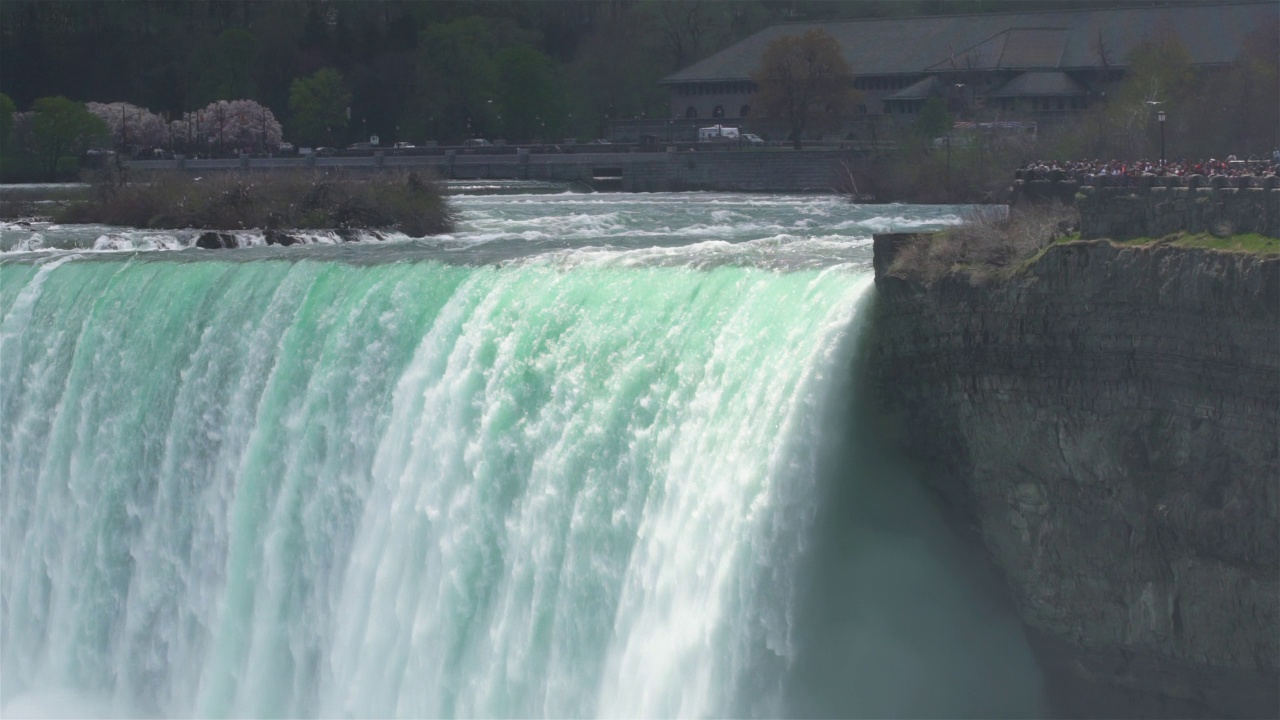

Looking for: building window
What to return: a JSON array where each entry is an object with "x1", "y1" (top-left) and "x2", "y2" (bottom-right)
[
  {"x1": 740, "y1": 104, "x2": 750, "y2": 117},
  {"x1": 713, "y1": 105, "x2": 725, "y2": 118},
  {"x1": 686, "y1": 106, "x2": 698, "y2": 119},
  {"x1": 1057, "y1": 97, "x2": 1065, "y2": 110}
]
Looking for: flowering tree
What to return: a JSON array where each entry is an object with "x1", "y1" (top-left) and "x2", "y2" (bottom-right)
[
  {"x1": 87, "y1": 102, "x2": 168, "y2": 152},
  {"x1": 186, "y1": 99, "x2": 283, "y2": 155}
]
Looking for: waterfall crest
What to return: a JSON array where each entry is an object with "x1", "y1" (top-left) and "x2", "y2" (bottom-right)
[{"x1": 1, "y1": 256, "x2": 871, "y2": 717}]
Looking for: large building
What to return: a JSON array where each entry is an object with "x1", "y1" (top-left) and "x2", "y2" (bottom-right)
[{"x1": 660, "y1": 2, "x2": 1275, "y2": 128}]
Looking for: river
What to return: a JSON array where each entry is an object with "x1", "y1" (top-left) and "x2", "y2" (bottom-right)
[{"x1": 0, "y1": 191, "x2": 1045, "y2": 718}]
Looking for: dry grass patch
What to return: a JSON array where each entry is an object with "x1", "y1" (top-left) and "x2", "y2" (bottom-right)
[{"x1": 890, "y1": 202, "x2": 1080, "y2": 282}]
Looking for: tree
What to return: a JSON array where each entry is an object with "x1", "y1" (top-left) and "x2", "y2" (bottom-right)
[
  {"x1": 412, "y1": 17, "x2": 532, "y2": 142},
  {"x1": 751, "y1": 28, "x2": 858, "y2": 149},
  {"x1": 565, "y1": 10, "x2": 668, "y2": 141},
  {"x1": 1193, "y1": 18, "x2": 1279, "y2": 157},
  {"x1": 1105, "y1": 24, "x2": 1194, "y2": 158},
  {"x1": 86, "y1": 102, "x2": 168, "y2": 153},
  {"x1": 916, "y1": 97, "x2": 953, "y2": 140},
  {"x1": 289, "y1": 68, "x2": 351, "y2": 148},
  {"x1": 28, "y1": 97, "x2": 107, "y2": 179},
  {"x1": 0, "y1": 93, "x2": 14, "y2": 154},
  {"x1": 495, "y1": 45, "x2": 567, "y2": 142},
  {"x1": 191, "y1": 28, "x2": 262, "y2": 107},
  {"x1": 194, "y1": 99, "x2": 284, "y2": 155}
]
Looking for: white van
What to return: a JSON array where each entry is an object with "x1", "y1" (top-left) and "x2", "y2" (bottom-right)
[{"x1": 698, "y1": 125, "x2": 740, "y2": 142}]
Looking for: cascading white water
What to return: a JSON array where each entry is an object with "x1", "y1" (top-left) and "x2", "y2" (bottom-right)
[
  {"x1": 1, "y1": 255, "x2": 868, "y2": 717},
  {"x1": 1, "y1": 194, "x2": 1044, "y2": 719}
]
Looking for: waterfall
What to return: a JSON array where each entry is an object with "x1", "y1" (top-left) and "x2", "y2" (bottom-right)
[{"x1": 1, "y1": 254, "x2": 872, "y2": 717}]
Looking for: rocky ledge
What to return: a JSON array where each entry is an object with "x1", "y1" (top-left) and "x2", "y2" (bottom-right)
[{"x1": 869, "y1": 235, "x2": 1279, "y2": 718}]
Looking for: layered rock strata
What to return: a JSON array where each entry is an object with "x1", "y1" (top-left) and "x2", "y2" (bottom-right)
[{"x1": 869, "y1": 235, "x2": 1279, "y2": 718}]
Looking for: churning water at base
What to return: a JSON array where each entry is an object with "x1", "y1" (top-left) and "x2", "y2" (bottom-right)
[{"x1": 1, "y1": 194, "x2": 1043, "y2": 718}]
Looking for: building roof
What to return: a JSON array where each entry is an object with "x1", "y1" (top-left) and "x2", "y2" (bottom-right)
[
  {"x1": 662, "y1": 2, "x2": 1276, "y2": 84},
  {"x1": 885, "y1": 76, "x2": 942, "y2": 101},
  {"x1": 987, "y1": 71, "x2": 1090, "y2": 98}
]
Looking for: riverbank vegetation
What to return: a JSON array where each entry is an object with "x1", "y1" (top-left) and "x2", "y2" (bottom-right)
[
  {"x1": 57, "y1": 170, "x2": 453, "y2": 236},
  {"x1": 889, "y1": 207, "x2": 1277, "y2": 285}
]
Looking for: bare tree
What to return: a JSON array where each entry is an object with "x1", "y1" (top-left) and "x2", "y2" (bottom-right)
[{"x1": 751, "y1": 28, "x2": 858, "y2": 149}]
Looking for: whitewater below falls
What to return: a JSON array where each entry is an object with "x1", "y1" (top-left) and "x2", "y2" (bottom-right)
[{"x1": 1, "y1": 192, "x2": 1045, "y2": 718}]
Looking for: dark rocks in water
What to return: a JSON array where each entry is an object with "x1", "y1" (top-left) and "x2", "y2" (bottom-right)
[
  {"x1": 194, "y1": 231, "x2": 238, "y2": 249},
  {"x1": 264, "y1": 229, "x2": 300, "y2": 246},
  {"x1": 336, "y1": 228, "x2": 362, "y2": 243}
]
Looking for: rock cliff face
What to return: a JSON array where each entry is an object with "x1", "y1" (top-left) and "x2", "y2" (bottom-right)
[{"x1": 868, "y1": 236, "x2": 1279, "y2": 718}]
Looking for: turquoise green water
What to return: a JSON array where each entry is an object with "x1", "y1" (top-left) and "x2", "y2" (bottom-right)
[{"x1": 1, "y1": 252, "x2": 868, "y2": 717}]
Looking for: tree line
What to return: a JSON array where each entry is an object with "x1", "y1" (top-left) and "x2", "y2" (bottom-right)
[
  {"x1": 5, "y1": 0, "x2": 1260, "y2": 184},
  {"x1": 0, "y1": 0, "x2": 1173, "y2": 148}
]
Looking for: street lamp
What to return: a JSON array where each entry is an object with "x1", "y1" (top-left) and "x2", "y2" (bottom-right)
[{"x1": 1157, "y1": 109, "x2": 1167, "y2": 164}]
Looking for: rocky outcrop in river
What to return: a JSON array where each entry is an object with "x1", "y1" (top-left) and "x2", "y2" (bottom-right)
[{"x1": 869, "y1": 235, "x2": 1279, "y2": 718}]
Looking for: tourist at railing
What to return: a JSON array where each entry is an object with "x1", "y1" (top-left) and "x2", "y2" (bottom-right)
[{"x1": 1016, "y1": 156, "x2": 1280, "y2": 187}]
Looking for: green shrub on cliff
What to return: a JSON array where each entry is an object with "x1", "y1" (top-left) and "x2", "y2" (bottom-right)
[{"x1": 58, "y1": 169, "x2": 454, "y2": 237}]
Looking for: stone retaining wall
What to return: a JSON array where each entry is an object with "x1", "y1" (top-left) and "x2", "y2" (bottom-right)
[
  {"x1": 128, "y1": 149, "x2": 853, "y2": 193},
  {"x1": 1012, "y1": 178, "x2": 1280, "y2": 240}
]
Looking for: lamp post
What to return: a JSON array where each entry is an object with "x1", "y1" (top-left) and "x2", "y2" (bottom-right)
[
  {"x1": 945, "y1": 133, "x2": 951, "y2": 194},
  {"x1": 1157, "y1": 109, "x2": 1167, "y2": 164}
]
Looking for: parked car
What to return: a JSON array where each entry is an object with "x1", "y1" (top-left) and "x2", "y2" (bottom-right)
[
  {"x1": 278, "y1": 142, "x2": 296, "y2": 153},
  {"x1": 698, "y1": 125, "x2": 739, "y2": 142},
  {"x1": 394, "y1": 142, "x2": 415, "y2": 149},
  {"x1": 463, "y1": 138, "x2": 492, "y2": 147},
  {"x1": 741, "y1": 133, "x2": 766, "y2": 147}
]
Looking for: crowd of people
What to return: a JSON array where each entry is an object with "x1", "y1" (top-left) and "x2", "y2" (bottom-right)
[{"x1": 1016, "y1": 152, "x2": 1280, "y2": 186}]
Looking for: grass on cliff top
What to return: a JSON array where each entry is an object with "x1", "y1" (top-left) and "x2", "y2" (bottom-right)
[
  {"x1": 57, "y1": 168, "x2": 454, "y2": 237},
  {"x1": 1105, "y1": 232, "x2": 1280, "y2": 255}
]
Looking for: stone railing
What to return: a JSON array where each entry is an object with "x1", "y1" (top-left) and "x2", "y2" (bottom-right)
[{"x1": 1012, "y1": 176, "x2": 1280, "y2": 240}]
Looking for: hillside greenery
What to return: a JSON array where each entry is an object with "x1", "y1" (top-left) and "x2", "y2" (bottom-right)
[{"x1": 0, "y1": 0, "x2": 1192, "y2": 148}]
